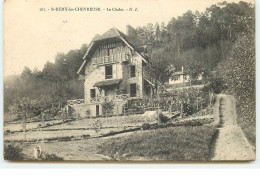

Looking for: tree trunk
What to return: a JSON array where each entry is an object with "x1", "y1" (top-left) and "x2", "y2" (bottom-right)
[
  {"x1": 180, "y1": 100, "x2": 183, "y2": 118},
  {"x1": 22, "y1": 119, "x2": 27, "y2": 141}
]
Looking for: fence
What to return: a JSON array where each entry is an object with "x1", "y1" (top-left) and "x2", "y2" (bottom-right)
[{"x1": 67, "y1": 89, "x2": 214, "y2": 118}]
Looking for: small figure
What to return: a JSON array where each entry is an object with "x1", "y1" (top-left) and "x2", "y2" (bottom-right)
[{"x1": 33, "y1": 146, "x2": 42, "y2": 159}]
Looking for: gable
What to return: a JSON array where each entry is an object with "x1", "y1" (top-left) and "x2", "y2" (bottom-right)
[{"x1": 77, "y1": 28, "x2": 148, "y2": 75}]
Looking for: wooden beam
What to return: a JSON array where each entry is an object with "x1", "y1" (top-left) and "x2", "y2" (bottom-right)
[{"x1": 119, "y1": 36, "x2": 148, "y2": 64}]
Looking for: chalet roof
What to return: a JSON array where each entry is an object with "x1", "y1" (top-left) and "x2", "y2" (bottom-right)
[
  {"x1": 92, "y1": 28, "x2": 122, "y2": 42},
  {"x1": 78, "y1": 74, "x2": 85, "y2": 81},
  {"x1": 93, "y1": 78, "x2": 122, "y2": 87},
  {"x1": 77, "y1": 27, "x2": 148, "y2": 75},
  {"x1": 144, "y1": 78, "x2": 155, "y2": 87}
]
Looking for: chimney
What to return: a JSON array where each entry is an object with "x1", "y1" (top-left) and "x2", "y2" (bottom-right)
[{"x1": 126, "y1": 25, "x2": 137, "y2": 44}]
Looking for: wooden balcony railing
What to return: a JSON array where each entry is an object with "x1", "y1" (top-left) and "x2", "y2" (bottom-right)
[
  {"x1": 93, "y1": 53, "x2": 129, "y2": 65},
  {"x1": 89, "y1": 94, "x2": 130, "y2": 103},
  {"x1": 67, "y1": 99, "x2": 85, "y2": 106}
]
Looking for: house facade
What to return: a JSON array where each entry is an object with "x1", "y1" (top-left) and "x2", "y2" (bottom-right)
[
  {"x1": 169, "y1": 67, "x2": 203, "y2": 86},
  {"x1": 70, "y1": 28, "x2": 154, "y2": 117},
  {"x1": 169, "y1": 71, "x2": 190, "y2": 85}
]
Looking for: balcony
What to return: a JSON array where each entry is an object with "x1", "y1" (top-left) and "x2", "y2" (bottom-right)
[
  {"x1": 93, "y1": 53, "x2": 129, "y2": 65},
  {"x1": 67, "y1": 99, "x2": 85, "y2": 106},
  {"x1": 90, "y1": 94, "x2": 130, "y2": 103}
]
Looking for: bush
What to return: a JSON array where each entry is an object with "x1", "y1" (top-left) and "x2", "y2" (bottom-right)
[
  {"x1": 183, "y1": 102, "x2": 193, "y2": 116},
  {"x1": 81, "y1": 134, "x2": 91, "y2": 139},
  {"x1": 102, "y1": 100, "x2": 114, "y2": 116},
  {"x1": 141, "y1": 123, "x2": 150, "y2": 130},
  {"x1": 92, "y1": 119, "x2": 103, "y2": 133},
  {"x1": 150, "y1": 123, "x2": 159, "y2": 129},
  {"x1": 4, "y1": 144, "x2": 24, "y2": 160},
  {"x1": 158, "y1": 112, "x2": 169, "y2": 123},
  {"x1": 208, "y1": 78, "x2": 227, "y2": 94},
  {"x1": 43, "y1": 105, "x2": 60, "y2": 119},
  {"x1": 218, "y1": 32, "x2": 255, "y2": 147},
  {"x1": 4, "y1": 130, "x2": 11, "y2": 135}
]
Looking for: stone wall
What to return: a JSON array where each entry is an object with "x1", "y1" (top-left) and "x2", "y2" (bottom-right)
[{"x1": 68, "y1": 103, "x2": 102, "y2": 118}]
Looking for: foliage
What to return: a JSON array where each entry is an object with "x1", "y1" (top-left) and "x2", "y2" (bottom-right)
[
  {"x1": 126, "y1": 86, "x2": 213, "y2": 116},
  {"x1": 146, "y1": 48, "x2": 175, "y2": 96},
  {"x1": 218, "y1": 28, "x2": 255, "y2": 146},
  {"x1": 141, "y1": 123, "x2": 150, "y2": 130},
  {"x1": 4, "y1": 44, "x2": 87, "y2": 115},
  {"x1": 158, "y1": 112, "x2": 169, "y2": 123},
  {"x1": 97, "y1": 125, "x2": 217, "y2": 161},
  {"x1": 183, "y1": 102, "x2": 194, "y2": 116},
  {"x1": 135, "y1": 1, "x2": 254, "y2": 72},
  {"x1": 43, "y1": 105, "x2": 60, "y2": 119},
  {"x1": 92, "y1": 119, "x2": 103, "y2": 134},
  {"x1": 4, "y1": 144, "x2": 24, "y2": 160},
  {"x1": 205, "y1": 78, "x2": 227, "y2": 94},
  {"x1": 174, "y1": 86, "x2": 213, "y2": 116},
  {"x1": 144, "y1": 117, "x2": 213, "y2": 130},
  {"x1": 102, "y1": 99, "x2": 114, "y2": 116},
  {"x1": 8, "y1": 97, "x2": 43, "y2": 120}
]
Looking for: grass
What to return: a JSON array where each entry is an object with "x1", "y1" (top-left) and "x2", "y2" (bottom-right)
[
  {"x1": 97, "y1": 125, "x2": 217, "y2": 161},
  {"x1": 236, "y1": 116, "x2": 255, "y2": 149},
  {"x1": 4, "y1": 114, "x2": 155, "y2": 142},
  {"x1": 235, "y1": 99, "x2": 256, "y2": 149},
  {"x1": 4, "y1": 144, "x2": 25, "y2": 160},
  {"x1": 4, "y1": 128, "x2": 126, "y2": 142},
  {"x1": 18, "y1": 138, "x2": 108, "y2": 161},
  {"x1": 6, "y1": 122, "x2": 217, "y2": 161}
]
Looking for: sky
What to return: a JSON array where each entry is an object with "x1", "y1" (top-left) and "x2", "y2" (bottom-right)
[{"x1": 4, "y1": 0, "x2": 254, "y2": 76}]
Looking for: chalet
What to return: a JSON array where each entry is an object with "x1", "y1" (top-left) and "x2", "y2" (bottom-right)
[
  {"x1": 68, "y1": 27, "x2": 154, "y2": 117},
  {"x1": 169, "y1": 71, "x2": 190, "y2": 85},
  {"x1": 169, "y1": 67, "x2": 203, "y2": 86}
]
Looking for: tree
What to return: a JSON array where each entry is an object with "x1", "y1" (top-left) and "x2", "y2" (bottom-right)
[
  {"x1": 146, "y1": 49, "x2": 175, "y2": 96},
  {"x1": 21, "y1": 66, "x2": 32, "y2": 80},
  {"x1": 102, "y1": 99, "x2": 114, "y2": 117},
  {"x1": 9, "y1": 97, "x2": 42, "y2": 140},
  {"x1": 218, "y1": 16, "x2": 255, "y2": 145}
]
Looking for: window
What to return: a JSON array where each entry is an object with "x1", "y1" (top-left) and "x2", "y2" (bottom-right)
[
  {"x1": 90, "y1": 89, "x2": 96, "y2": 99},
  {"x1": 108, "y1": 48, "x2": 115, "y2": 56},
  {"x1": 105, "y1": 65, "x2": 113, "y2": 79},
  {"x1": 130, "y1": 65, "x2": 136, "y2": 77},
  {"x1": 130, "y1": 83, "x2": 137, "y2": 97}
]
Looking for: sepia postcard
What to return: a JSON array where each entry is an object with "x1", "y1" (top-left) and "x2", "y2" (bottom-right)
[{"x1": 3, "y1": 0, "x2": 255, "y2": 162}]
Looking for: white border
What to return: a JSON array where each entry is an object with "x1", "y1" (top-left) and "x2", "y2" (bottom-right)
[{"x1": 0, "y1": 0, "x2": 259, "y2": 169}]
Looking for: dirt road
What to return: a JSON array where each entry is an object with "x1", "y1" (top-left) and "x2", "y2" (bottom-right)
[{"x1": 211, "y1": 94, "x2": 255, "y2": 161}]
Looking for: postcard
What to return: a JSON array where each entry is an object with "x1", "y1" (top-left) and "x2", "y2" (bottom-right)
[{"x1": 4, "y1": 0, "x2": 255, "y2": 162}]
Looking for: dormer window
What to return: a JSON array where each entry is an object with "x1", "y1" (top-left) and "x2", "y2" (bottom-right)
[{"x1": 105, "y1": 65, "x2": 113, "y2": 79}]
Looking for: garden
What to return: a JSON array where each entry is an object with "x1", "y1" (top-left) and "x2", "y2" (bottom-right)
[
  {"x1": 4, "y1": 82, "x2": 218, "y2": 161},
  {"x1": 97, "y1": 125, "x2": 218, "y2": 161}
]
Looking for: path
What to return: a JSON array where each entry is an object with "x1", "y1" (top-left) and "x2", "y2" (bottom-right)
[{"x1": 211, "y1": 94, "x2": 255, "y2": 161}]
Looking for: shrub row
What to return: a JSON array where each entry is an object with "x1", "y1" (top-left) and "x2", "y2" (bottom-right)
[{"x1": 141, "y1": 117, "x2": 214, "y2": 130}]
